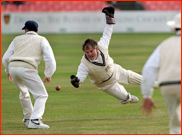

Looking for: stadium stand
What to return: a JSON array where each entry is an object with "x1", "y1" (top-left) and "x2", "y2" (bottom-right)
[
  {"x1": 1, "y1": 1, "x2": 115, "y2": 12},
  {"x1": 140, "y1": 1, "x2": 181, "y2": 11},
  {"x1": 1, "y1": 1, "x2": 181, "y2": 12},
  {"x1": 107, "y1": 1, "x2": 145, "y2": 10}
]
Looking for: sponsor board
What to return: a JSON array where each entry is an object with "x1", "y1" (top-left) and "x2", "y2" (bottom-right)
[{"x1": 1, "y1": 11, "x2": 180, "y2": 34}]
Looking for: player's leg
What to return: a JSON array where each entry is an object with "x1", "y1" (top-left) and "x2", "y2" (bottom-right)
[
  {"x1": 104, "y1": 83, "x2": 139, "y2": 104},
  {"x1": 9, "y1": 67, "x2": 33, "y2": 127},
  {"x1": 20, "y1": 68, "x2": 49, "y2": 128},
  {"x1": 115, "y1": 64, "x2": 159, "y2": 88},
  {"x1": 163, "y1": 94, "x2": 181, "y2": 134},
  {"x1": 114, "y1": 64, "x2": 142, "y2": 85},
  {"x1": 13, "y1": 67, "x2": 49, "y2": 128}
]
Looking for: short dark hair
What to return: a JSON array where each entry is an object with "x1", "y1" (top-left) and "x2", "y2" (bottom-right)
[{"x1": 82, "y1": 38, "x2": 98, "y2": 51}]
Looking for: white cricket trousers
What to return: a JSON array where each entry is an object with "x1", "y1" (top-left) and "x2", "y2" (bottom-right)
[
  {"x1": 104, "y1": 82, "x2": 128, "y2": 103},
  {"x1": 163, "y1": 94, "x2": 181, "y2": 134},
  {"x1": 103, "y1": 64, "x2": 131, "y2": 103},
  {"x1": 9, "y1": 67, "x2": 48, "y2": 120}
]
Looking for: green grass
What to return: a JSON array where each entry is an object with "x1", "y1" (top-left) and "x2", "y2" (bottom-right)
[{"x1": 1, "y1": 33, "x2": 173, "y2": 134}]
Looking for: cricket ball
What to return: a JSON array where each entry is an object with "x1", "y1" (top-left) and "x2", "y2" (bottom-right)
[{"x1": 55, "y1": 85, "x2": 61, "y2": 91}]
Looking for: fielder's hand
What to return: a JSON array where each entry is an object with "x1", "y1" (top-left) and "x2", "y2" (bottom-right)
[
  {"x1": 140, "y1": 98, "x2": 156, "y2": 117},
  {"x1": 102, "y1": 6, "x2": 115, "y2": 24},
  {"x1": 44, "y1": 76, "x2": 51, "y2": 83},
  {"x1": 70, "y1": 75, "x2": 80, "y2": 88},
  {"x1": 8, "y1": 74, "x2": 13, "y2": 83}
]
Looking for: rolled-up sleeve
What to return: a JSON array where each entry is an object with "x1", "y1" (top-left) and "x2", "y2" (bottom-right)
[{"x1": 41, "y1": 38, "x2": 56, "y2": 77}]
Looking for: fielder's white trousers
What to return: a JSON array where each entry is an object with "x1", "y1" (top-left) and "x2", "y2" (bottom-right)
[
  {"x1": 103, "y1": 64, "x2": 130, "y2": 103},
  {"x1": 163, "y1": 93, "x2": 181, "y2": 134},
  {"x1": 104, "y1": 82, "x2": 128, "y2": 103},
  {"x1": 9, "y1": 67, "x2": 48, "y2": 120}
]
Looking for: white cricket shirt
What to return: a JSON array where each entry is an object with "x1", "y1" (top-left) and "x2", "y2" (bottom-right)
[
  {"x1": 2, "y1": 31, "x2": 56, "y2": 77},
  {"x1": 76, "y1": 24, "x2": 113, "y2": 89}
]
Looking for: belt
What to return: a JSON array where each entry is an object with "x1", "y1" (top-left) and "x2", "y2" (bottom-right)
[
  {"x1": 9, "y1": 60, "x2": 35, "y2": 70},
  {"x1": 159, "y1": 81, "x2": 181, "y2": 86},
  {"x1": 101, "y1": 73, "x2": 114, "y2": 83}
]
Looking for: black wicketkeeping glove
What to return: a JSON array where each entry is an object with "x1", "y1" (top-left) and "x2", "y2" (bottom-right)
[
  {"x1": 102, "y1": 6, "x2": 115, "y2": 24},
  {"x1": 70, "y1": 75, "x2": 80, "y2": 88}
]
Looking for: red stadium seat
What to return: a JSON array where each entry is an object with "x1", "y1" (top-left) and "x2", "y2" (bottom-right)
[
  {"x1": 6, "y1": 4, "x2": 17, "y2": 12},
  {"x1": 1, "y1": 1, "x2": 118, "y2": 12},
  {"x1": 141, "y1": 1, "x2": 181, "y2": 10},
  {"x1": 1, "y1": 5, "x2": 7, "y2": 12},
  {"x1": 17, "y1": 5, "x2": 30, "y2": 12}
]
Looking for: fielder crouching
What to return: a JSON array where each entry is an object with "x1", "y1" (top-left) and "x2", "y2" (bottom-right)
[
  {"x1": 70, "y1": 6, "x2": 158, "y2": 104},
  {"x1": 2, "y1": 20, "x2": 56, "y2": 129}
]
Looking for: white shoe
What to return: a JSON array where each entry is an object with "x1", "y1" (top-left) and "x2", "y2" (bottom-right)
[
  {"x1": 130, "y1": 95, "x2": 139, "y2": 103},
  {"x1": 120, "y1": 93, "x2": 131, "y2": 104},
  {"x1": 121, "y1": 93, "x2": 139, "y2": 104},
  {"x1": 28, "y1": 119, "x2": 50, "y2": 129},
  {"x1": 22, "y1": 119, "x2": 29, "y2": 127}
]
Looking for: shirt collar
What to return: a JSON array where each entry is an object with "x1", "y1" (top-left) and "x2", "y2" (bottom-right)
[{"x1": 26, "y1": 31, "x2": 38, "y2": 35}]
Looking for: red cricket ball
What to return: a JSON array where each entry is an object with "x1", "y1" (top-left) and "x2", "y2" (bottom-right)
[{"x1": 55, "y1": 85, "x2": 61, "y2": 91}]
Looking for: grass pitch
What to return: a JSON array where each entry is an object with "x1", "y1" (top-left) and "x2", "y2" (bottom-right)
[{"x1": 1, "y1": 32, "x2": 173, "y2": 134}]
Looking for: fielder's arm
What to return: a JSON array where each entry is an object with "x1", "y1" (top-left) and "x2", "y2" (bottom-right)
[{"x1": 70, "y1": 62, "x2": 89, "y2": 88}]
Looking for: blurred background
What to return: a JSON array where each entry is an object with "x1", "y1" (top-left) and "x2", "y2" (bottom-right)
[
  {"x1": 1, "y1": 1, "x2": 181, "y2": 12},
  {"x1": 1, "y1": 1, "x2": 181, "y2": 34}
]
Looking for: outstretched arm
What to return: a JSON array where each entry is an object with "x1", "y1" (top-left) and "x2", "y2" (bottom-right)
[
  {"x1": 70, "y1": 62, "x2": 89, "y2": 88},
  {"x1": 98, "y1": 6, "x2": 115, "y2": 49},
  {"x1": 98, "y1": 25, "x2": 113, "y2": 49}
]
